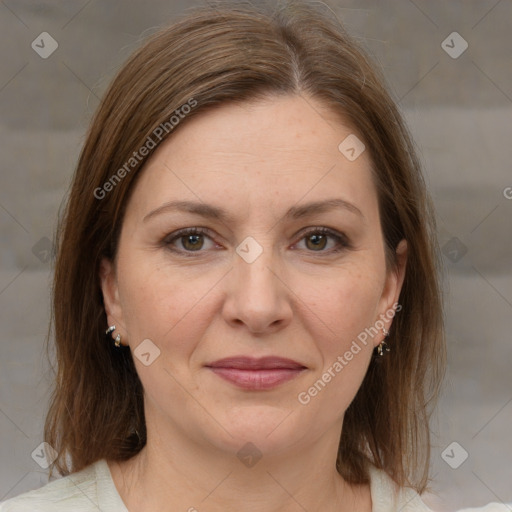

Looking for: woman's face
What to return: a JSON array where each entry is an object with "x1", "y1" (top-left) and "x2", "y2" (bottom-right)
[{"x1": 100, "y1": 94, "x2": 406, "y2": 460}]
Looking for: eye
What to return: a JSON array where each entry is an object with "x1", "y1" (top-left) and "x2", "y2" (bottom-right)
[
  {"x1": 163, "y1": 227, "x2": 218, "y2": 255},
  {"x1": 163, "y1": 226, "x2": 351, "y2": 257},
  {"x1": 294, "y1": 227, "x2": 351, "y2": 253}
]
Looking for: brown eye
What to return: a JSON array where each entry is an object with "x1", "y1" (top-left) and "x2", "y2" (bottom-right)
[
  {"x1": 296, "y1": 227, "x2": 350, "y2": 254},
  {"x1": 164, "y1": 227, "x2": 217, "y2": 256},
  {"x1": 181, "y1": 234, "x2": 205, "y2": 251},
  {"x1": 305, "y1": 233, "x2": 328, "y2": 251}
]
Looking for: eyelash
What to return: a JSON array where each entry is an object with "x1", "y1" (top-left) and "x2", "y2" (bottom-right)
[{"x1": 162, "y1": 227, "x2": 351, "y2": 257}]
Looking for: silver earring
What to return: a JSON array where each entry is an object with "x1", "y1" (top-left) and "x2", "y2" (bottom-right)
[
  {"x1": 376, "y1": 328, "x2": 390, "y2": 357},
  {"x1": 106, "y1": 325, "x2": 122, "y2": 348}
]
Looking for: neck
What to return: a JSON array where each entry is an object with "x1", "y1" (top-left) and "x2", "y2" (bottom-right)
[{"x1": 109, "y1": 419, "x2": 371, "y2": 512}]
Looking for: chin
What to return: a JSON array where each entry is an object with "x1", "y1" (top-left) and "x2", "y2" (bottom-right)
[{"x1": 206, "y1": 404, "x2": 305, "y2": 456}]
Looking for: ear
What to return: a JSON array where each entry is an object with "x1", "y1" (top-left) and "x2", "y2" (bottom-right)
[
  {"x1": 99, "y1": 257, "x2": 127, "y2": 346},
  {"x1": 375, "y1": 239, "x2": 408, "y2": 344}
]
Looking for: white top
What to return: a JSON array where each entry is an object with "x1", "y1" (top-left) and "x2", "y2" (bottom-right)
[{"x1": 0, "y1": 459, "x2": 509, "y2": 511}]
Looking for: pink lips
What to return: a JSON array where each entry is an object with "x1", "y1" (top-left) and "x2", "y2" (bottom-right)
[{"x1": 206, "y1": 357, "x2": 307, "y2": 390}]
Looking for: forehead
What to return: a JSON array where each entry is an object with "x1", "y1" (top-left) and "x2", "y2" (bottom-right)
[{"x1": 126, "y1": 94, "x2": 378, "y2": 224}]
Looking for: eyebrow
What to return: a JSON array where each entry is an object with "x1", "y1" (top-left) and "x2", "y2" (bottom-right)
[{"x1": 143, "y1": 198, "x2": 365, "y2": 224}]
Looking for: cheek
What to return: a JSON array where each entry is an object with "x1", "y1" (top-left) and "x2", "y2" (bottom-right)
[
  {"x1": 117, "y1": 256, "x2": 218, "y2": 357},
  {"x1": 298, "y1": 269, "x2": 383, "y2": 417},
  {"x1": 305, "y1": 266, "x2": 383, "y2": 351}
]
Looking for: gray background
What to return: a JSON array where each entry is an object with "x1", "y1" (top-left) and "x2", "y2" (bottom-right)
[{"x1": 0, "y1": 0, "x2": 511, "y2": 510}]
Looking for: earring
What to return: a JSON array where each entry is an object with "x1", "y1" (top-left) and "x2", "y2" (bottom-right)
[
  {"x1": 106, "y1": 325, "x2": 122, "y2": 348},
  {"x1": 375, "y1": 327, "x2": 390, "y2": 357}
]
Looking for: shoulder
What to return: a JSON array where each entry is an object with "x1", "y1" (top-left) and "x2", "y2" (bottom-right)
[
  {"x1": 368, "y1": 464, "x2": 511, "y2": 512},
  {"x1": 457, "y1": 506, "x2": 512, "y2": 512},
  {"x1": 0, "y1": 460, "x2": 102, "y2": 512},
  {"x1": 368, "y1": 464, "x2": 434, "y2": 511}
]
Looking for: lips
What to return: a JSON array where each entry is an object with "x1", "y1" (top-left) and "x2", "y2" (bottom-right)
[{"x1": 206, "y1": 357, "x2": 307, "y2": 390}]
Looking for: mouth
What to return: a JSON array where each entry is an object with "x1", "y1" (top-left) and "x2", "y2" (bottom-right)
[{"x1": 205, "y1": 356, "x2": 307, "y2": 390}]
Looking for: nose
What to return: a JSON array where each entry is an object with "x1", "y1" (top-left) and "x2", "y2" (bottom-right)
[{"x1": 222, "y1": 243, "x2": 293, "y2": 336}]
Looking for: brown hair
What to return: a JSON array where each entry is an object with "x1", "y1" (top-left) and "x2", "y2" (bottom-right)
[{"x1": 45, "y1": 0, "x2": 446, "y2": 493}]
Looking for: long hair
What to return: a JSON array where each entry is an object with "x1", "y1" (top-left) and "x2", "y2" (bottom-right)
[{"x1": 44, "y1": 0, "x2": 446, "y2": 493}]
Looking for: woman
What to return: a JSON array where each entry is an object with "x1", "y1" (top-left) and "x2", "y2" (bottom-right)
[{"x1": 1, "y1": 1, "x2": 508, "y2": 511}]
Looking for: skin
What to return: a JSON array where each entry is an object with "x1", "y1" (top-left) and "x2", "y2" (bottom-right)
[{"x1": 100, "y1": 94, "x2": 407, "y2": 512}]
